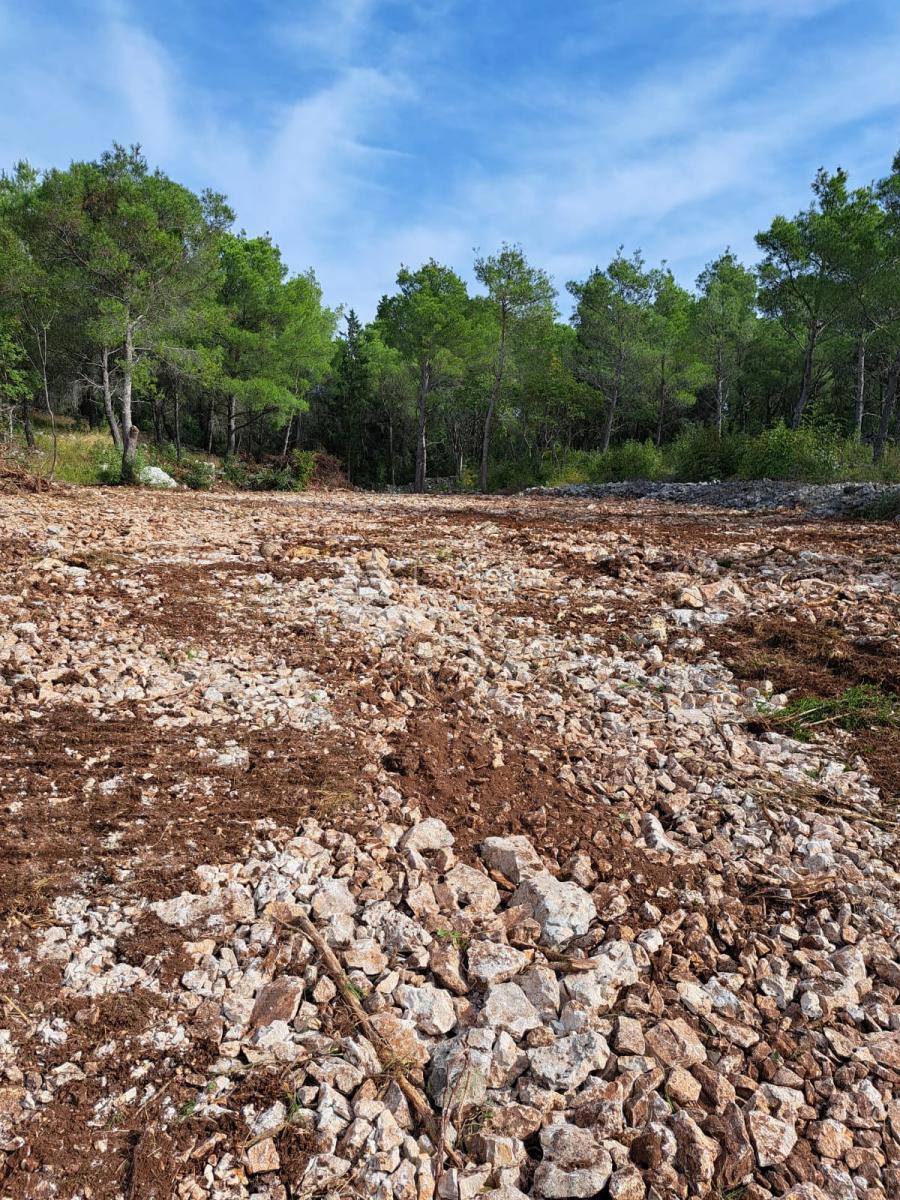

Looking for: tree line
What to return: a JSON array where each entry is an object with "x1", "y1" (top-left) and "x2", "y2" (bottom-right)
[{"x1": 1, "y1": 143, "x2": 900, "y2": 490}]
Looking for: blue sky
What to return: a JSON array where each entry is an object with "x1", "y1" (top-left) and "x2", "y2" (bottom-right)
[{"x1": 2, "y1": 0, "x2": 899, "y2": 317}]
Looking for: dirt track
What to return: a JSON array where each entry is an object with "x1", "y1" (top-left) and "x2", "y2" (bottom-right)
[{"x1": 0, "y1": 487, "x2": 898, "y2": 1199}]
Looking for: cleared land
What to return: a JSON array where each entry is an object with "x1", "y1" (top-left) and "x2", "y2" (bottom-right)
[{"x1": 0, "y1": 487, "x2": 898, "y2": 1200}]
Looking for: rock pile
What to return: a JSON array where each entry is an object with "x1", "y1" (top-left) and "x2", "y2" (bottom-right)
[
  {"x1": 8, "y1": 806, "x2": 899, "y2": 1200},
  {"x1": 529, "y1": 479, "x2": 900, "y2": 520},
  {"x1": 0, "y1": 486, "x2": 897, "y2": 1198}
]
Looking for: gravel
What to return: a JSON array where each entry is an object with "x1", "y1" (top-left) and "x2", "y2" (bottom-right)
[{"x1": 0, "y1": 485, "x2": 897, "y2": 1199}]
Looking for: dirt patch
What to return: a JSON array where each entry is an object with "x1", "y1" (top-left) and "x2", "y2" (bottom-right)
[
  {"x1": 382, "y1": 707, "x2": 699, "y2": 914},
  {"x1": 710, "y1": 615, "x2": 899, "y2": 801},
  {"x1": 710, "y1": 615, "x2": 899, "y2": 698},
  {"x1": 0, "y1": 704, "x2": 365, "y2": 923}
]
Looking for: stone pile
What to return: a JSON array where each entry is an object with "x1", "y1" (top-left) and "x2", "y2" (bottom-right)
[
  {"x1": 6, "y1": 807, "x2": 897, "y2": 1200},
  {"x1": 0, "y1": 486, "x2": 897, "y2": 1199}
]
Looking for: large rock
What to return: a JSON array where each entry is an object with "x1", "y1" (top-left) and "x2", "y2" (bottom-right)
[
  {"x1": 747, "y1": 1110, "x2": 797, "y2": 1168},
  {"x1": 467, "y1": 940, "x2": 527, "y2": 987},
  {"x1": 563, "y1": 941, "x2": 640, "y2": 1010},
  {"x1": 396, "y1": 983, "x2": 457, "y2": 1036},
  {"x1": 534, "y1": 1130, "x2": 613, "y2": 1200},
  {"x1": 401, "y1": 818, "x2": 455, "y2": 853},
  {"x1": 480, "y1": 835, "x2": 544, "y2": 883},
  {"x1": 672, "y1": 1109, "x2": 718, "y2": 1190},
  {"x1": 482, "y1": 982, "x2": 540, "y2": 1038},
  {"x1": 440, "y1": 863, "x2": 500, "y2": 912},
  {"x1": 510, "y1": 873, "x2": 595, "y2": 946},
  {"x1": 139, "y1": 465, "x2": 178, "y2": 489},
  {"x1": 644, "y1": 1018, "x2": 707, "y2": 1067},
  {"x1": 527, "y1": 1030, "x2": 610, "y2": 1090}
]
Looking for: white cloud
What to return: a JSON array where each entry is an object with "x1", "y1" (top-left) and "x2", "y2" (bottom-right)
[{"x1": 1, "y1": 0, "x2": 899, "y2": 317}]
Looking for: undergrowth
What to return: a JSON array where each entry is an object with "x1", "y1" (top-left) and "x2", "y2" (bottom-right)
[{"x1": 763, "y1": 684, "x2": 899, "y2": 742}]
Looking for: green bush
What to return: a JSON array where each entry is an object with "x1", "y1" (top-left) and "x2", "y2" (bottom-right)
[
  {"x1": 735, "y1": 423, "x2": 840, "y2": 482},
  {"x1": 603, "y1": 439, "x2": 665, "y2": 481},
  {"x1": 222, "y1": 458, "x2": 250, "y2": 488},
  {"x1": 875, "y1": 446, "x2": 900, "y2": 484},
  {"x1": 291, "y1": 449, "x2": 316, "y2": 490},
  {"x1": 666, "y1": 425, "x2": 746, "y2": 481},
  {"x1": 183, "y1": 457, "x2": 216, "y2": 490},
  {"x1": 543, "y1": 440, "x2": 664, "y2": 486}
]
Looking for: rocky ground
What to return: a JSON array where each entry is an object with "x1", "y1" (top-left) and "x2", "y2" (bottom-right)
[
  {"x1": 530, "y1": 481, "x2": 900, "y2": 521},
  {"x1": 0, "y1": 486, "x2": 897, "y2": 1200}
]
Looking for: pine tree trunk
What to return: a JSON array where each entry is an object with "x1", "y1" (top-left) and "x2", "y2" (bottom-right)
[
  {"x1": 873, "y1": 351, "x2": 900, "y2": 464},
  {"x1": 119, "y1": 322, "x2": 139, "y2": 483},
  {"x1": 174, "y1": 385, "x2": 182, "y2": 464},
  {"x1": 21, "y1": 396, "x2": 35, "y2": 450},
  {"x1": 480, "y1": 312, "x2": 507, "y2": 493},
  {"x1": 853, "y1": 336, "x2": 866, "y2": 441},
  {"x1": 101, "y1": 348, "x2": 123, "y2": 450},
  {"x1": 226, "y1": 394, "x2": 237, "y2": 458},
  {"x1": 414, "y1": 360, "x2": 429, "y2": 494},
  {"x1": 792, "y1": 325, "x2": 818, "y2": 429}
]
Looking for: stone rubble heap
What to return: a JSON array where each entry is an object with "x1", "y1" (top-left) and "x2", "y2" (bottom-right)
[
  {"x1": 529, "y1": 480, "x2": 900, "y2": 520},
  {"x1": 10, "y1": 805, "x2": 898, "y2": 1200},
  {"x1": 0, "y1": 488, "x2": 897, "y2": 1199}
]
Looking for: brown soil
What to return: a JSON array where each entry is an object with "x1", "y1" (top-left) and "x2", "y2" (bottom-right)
[
  {"x1": 0, "y1": 703, "x2": 365, "y2": 925},
  {"x1": 383, "y1": 705, "x2": 701, "y2": 916},
  {"x1": 709, "y1": 616, "x2": 900, "y2": 802}
]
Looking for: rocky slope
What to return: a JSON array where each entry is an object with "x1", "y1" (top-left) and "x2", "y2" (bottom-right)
[
  {"x1": 528, "y1": 480, "x2": 900, "y2": 520},
  {"x1": 0, "y1": 487, "x2": 897, "y2": 1199}
]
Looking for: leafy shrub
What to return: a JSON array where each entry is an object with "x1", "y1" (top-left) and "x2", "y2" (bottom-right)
[
  {"x1": 735, "y1": 423, "x2": 840, "y2": 482},
  {"x1": 874, "y1": 446, "x2": 900, "y2": 484},
  {"x1": 666, "y1": 425, "x2": 746, "y2": 481},
  {"x1": 602, "y1": 439, "x2": 665, "y2": 481},
  {"x1": 857, "y1": 491, "x2": 900, "y2": 521},
  {"x1": 290, "y1": 449, "x2": 316, "y2": 490},
  {"x1": 242, "y1": 465, "x2": 298, "y2": 491},
  {"x1": 544, "y1": 441, "x2": 664, "y2": 485},
  {"x1": 183, "y1": 457, "x2": 216, "y2": 490},
  {"x1": 221, "y1": 458, "x2": 250, "y2": 488}
]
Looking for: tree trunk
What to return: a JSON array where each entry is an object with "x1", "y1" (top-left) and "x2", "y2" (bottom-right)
[
  {"x1": 657, "y1": 360, "x2": 672, "y2": 451},
  {"x1": 792, "y1": 324, "x2": 818, "y2": 429},
  {"x1": 873, "y1": 351, "x2": 900, "y2": 464},
  {"x1": 120, "y1": 321, "x2": 139, "y2": 483},
  {"x1": 101, "y1": 348, "x2": 123, "y2": 450},
  {"x1": 282, "y1": 414, "x2": 294, "y2": 457},
  {"x1": 853, "y1": 336, "x2": 866, "y2": 441},
  {"x1": 226, "y1": 394, "x2": 237, "y2": 458},
  {"x1": 414, "y1": 360, "x2": 430, "y2": 494},
  {"x1": 37, "y1": 324, "x2": 57, "y2": 482},
  {"x1": 21, "y1": 396, "x2": 35, "y2": 451},
  {"x1": 152, "y1": 393, "x2": 164, "y2": 445},
  {"x1": 715, "y1": 345, "x2": 725, "y2": 438},
  {"x1": 121, "y1": 424, "x2": 139, "y2": 483},
  {"x1": 388, "y1": 410, "x2": 395, "y2": 488},
  {"x1": 601, "y1": 355, "x2": 623, "y2": 452},
  {"x1": 174, "y1": 385, "x2": 182, "y2": 464},
  {"x1": 480, "y1": 312, "x2": 507, "y2": 493}
]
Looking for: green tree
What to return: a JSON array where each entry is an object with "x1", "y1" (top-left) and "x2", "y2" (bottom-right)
[
  {"x1": 646, "y1": 269, "x2": 706, "y2": 445},
  {"x1": 473, "y1": 243, "x2": 556, "y2": 491},
  {"x1": 0, "y1": 318, "x2": 29, "y2": 440},
  {"x1": 217, "y1": 233, "x2": 295, "y2": 458},
  {"x1": 568, "y1": 250, "x2": 653, "y2": 451},
  {"x1": 11, "y1": 145, "x2": 231, "y2": 479},
  {"x1": 756, "y1": 167, "x2": 864, "y2": 429},
  {"x1": 377, "y1": 260, "x2": 470, "y2": 492},
  {"x1": 695, "y1": 252, "x2": 757, "y2": 436}
]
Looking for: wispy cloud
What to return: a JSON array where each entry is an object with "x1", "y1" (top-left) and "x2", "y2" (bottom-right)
[{"x1": 0, "y1": 0, "x2": 898, "y2": 316}]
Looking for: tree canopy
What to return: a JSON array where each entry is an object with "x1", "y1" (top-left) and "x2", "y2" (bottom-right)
[{"x1": 2, "y1": 143, "x2": 900, "y2": 488}]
